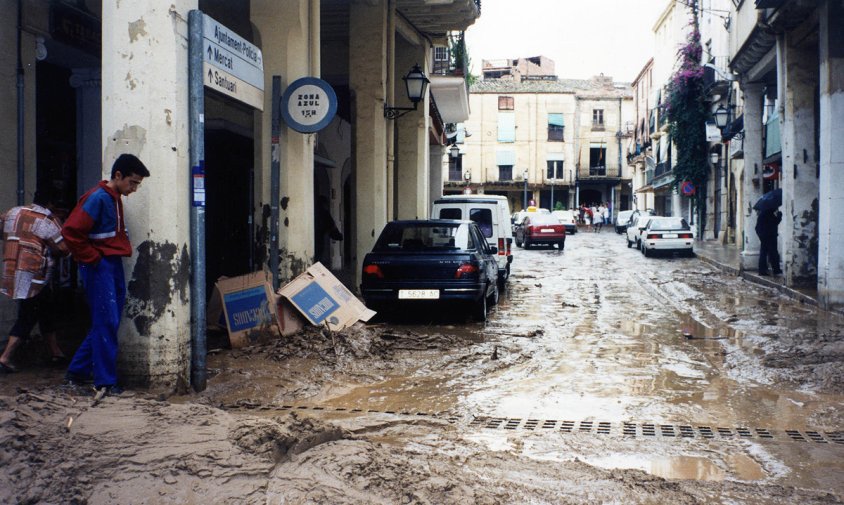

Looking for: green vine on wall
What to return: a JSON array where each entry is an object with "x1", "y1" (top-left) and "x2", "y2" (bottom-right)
[{"x1": 665, "y1": 26, "x2": 708, "y2": 206}]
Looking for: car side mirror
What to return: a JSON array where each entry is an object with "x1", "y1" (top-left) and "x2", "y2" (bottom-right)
[{"x1": 489, "y1": 246, "x2": 498, "y2": 255}]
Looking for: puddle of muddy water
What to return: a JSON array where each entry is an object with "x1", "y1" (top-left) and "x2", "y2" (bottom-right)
[{"x1": 583, "y1": 452, "x2": 766, "y2": 482}]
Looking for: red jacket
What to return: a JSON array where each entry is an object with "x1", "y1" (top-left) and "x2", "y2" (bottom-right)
[{"x1": 62, "y1": 181, "x2": 132, "y2": 264}]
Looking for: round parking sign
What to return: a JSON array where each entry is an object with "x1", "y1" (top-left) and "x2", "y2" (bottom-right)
[
  {"x1": 281, "y1": 77, "x2": 338, "y2": 133},
  {"x1": 680, "y1": 181, "x2": 695, "y2": 196}
]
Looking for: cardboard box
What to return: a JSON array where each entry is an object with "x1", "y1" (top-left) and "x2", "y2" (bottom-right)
[
  {"x1": 278, "y1": 262, "x2": 375, "y2": 331},
  {"x1": 276, "y1": 296, "x2": 306, "y2": 336},
  {"x1": 211, "y1": 271, "x2": 281, "y2": 348}
]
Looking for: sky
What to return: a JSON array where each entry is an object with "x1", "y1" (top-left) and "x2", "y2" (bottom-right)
[{"x1": 466, "y1": 0, "x2": 672, "y2": 82}]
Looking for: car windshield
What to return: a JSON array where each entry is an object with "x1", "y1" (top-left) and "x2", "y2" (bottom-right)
[
  {"x1": 526, "y1": 214, "x2": 558, "y2": 226},
  {"x1": 617, "y1": 210, "x2": 634, "y2": 222},
  {"x1": 373, "y1": 222, "x2": 472, "y2": 251},
  {"x1": 648, "y1": 217, "x2": 689, "y2": 231}
]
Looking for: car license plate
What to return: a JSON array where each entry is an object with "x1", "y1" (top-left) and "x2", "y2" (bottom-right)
[
  {"x1": 540, "y1": 228, "x2": 555, "y2": 233},
  {"x1": 662, "y1": 233, "x2": 678, "y2": 238},
  {"x1": 399, "y1": 289, "x2": 439, "y2": 300}
]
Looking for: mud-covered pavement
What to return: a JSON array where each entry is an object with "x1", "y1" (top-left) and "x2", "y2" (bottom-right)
[{"x1": 2, "y1": 230, "x2": 844, "y2": 504}]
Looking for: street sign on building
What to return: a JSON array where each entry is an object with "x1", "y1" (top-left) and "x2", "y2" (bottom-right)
[
  {"x1": 201, "y1": 13, "x2": 264, "y2": 110},
  {"x1": 281, "y1": 77, "x2": 338, "y2": 133}
]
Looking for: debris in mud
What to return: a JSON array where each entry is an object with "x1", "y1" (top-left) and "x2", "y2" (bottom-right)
[{"x1": 484, "y1": 328, "x2": 544, "y2": 339}]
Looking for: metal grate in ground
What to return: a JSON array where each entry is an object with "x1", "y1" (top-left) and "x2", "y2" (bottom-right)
[
  {"x1": 472, "y1": 417, "x2": 841, "y2": 445},
  {"x1": 222, "y1": 402, "x2": 844, "y2": 445}
]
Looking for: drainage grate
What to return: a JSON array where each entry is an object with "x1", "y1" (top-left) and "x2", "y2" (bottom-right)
[
  {"x1": 222, "y1": 403, "x2": 844, "y2": 446},
  {"x1": 472, "y1": 418, "x2": 844, "y2": 445}
]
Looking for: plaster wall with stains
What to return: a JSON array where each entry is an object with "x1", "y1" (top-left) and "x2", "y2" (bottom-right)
[
  {"x1": 101, "y1": 1, "x2": 194, "y2": 387},
  {"x1": 780, "y1": 25, "x2": 819, "y2": 287},
  {"x1": 252, "y1": 0, "x2": 317, "y2": 283}
]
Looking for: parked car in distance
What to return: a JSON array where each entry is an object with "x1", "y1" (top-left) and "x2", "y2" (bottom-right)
[
  {"x1": 626, "y1": 213, "x2": 658, "y2": 249},
  {"x1": 515, "y1": 213, "x2": 566, "y2": 249},
  {"x1": 551, "y1": 210, "x2": 578, "y2": 234},
  {"x1": 511, "y1": 206, "x2": 549, "y2": 235},
  {"x1": 431, "y1": 194, "x2": 513, "y2": 284},
  {"x1": 614, "y1": 210, "x2": 636, "y2": 234},
  {"x1": 360, "y1": 220, "x2": 499, "y2": 321},
  {"x1": 640, "y1": 217, "x2": 694, "y2": 257}
]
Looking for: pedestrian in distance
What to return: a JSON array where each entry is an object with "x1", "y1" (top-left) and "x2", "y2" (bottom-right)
[
  {"x1": 62, "y1": 154, "x2": 150, "y2": 396},
  {"x1": 583, "y1": 205, "x2": 593, "y2": 232},
  {"x1": 0, "y1": 188, "x2": 71, "y2": 373},
  {"x1": 755, "y1": 207, "x2": 782, "y2": 276},
  {"x1": 591, "y1": 205, "x2": 601, "y2": 232}
]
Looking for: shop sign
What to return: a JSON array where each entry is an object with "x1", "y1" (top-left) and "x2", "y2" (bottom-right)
[{"x1": 50, "y1": 4, "x2": 101, "y2": 56}]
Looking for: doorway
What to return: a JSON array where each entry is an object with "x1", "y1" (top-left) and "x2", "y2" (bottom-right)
[{"x1": 204, "y1": 129, "x2": 253, "y2": 291}]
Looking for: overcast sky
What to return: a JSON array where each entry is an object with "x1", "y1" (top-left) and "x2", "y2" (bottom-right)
[{"x1": 466, "y1": 0, "x2": 672, "y2": 82}]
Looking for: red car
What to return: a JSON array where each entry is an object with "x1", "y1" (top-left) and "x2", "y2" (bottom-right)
[{"x1": 515, "y1": 213, "x2": 566, "y2": 249}]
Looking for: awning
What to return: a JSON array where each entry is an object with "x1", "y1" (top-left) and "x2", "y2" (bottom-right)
[
  {"x1": 546, "y1": 152, "x2": 565, "y2": 161},
  {"x1": 429, "y1": 76, "x2": 470, "y2": 123},
  {"x1": 496, "y1": 150, "x2": 516, "y2": 165},
  {"x1": 722, "y1": 114, "x2": 744, "y2": 140},
  {"x1": 548, "y1": 113, "x2": 564, "y2": 126}
]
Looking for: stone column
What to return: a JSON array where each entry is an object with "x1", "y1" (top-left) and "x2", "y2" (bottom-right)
[
  {"x1": 740, "y1": 82, "x2": 765, "y2": 270},
  {"x1": 102, "y1": 1, "x2": 195, "y2": 388},
  {"x1": 253, "y1": 0, "x2": 315, "y2": 281},
  {"x1": 395, "y1": 47, "x2": 430, "y2": 219},
  {"x1": 818, "y1": 0, "x2": 844, "y2": 312},
  {"x1": 350, "y1": 0, "x2": 389, "y2": 286},
  {"x1": 429, "y1": 144, "x2": 446, "y2": 211},
  {"x1": 780, "y1": 36, "x2": 819, "y2": 287},
  {"x1": 70, "y1": 69, "x2": 102, "y2": 198}
]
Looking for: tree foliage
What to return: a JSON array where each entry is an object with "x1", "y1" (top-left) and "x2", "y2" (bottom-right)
[{"x1": 665, "y1": 27, "x2": 708, "y2": 201}]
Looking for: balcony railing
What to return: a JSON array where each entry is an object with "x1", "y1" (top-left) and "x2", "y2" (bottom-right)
[{"x1": 578, "y1": 166, "x2": 622, "y2": 178}]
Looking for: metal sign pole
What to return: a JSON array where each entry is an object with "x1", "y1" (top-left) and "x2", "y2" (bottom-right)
[
  {"x1": 188, "y1": 10, "x2": 207, "y2": 392},
  {"x1": 270, "y1": 76, "x2": 281, "y2": 291}
]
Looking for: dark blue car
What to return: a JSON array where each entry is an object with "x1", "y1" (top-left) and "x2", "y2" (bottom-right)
[{"x1": 360, "y1": 220, "x2": 499, "y2": 321}]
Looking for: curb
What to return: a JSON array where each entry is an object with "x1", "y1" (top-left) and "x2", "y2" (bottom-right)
[{"x1": 696, "y1": 251, "x2": 842, "y2": 315}]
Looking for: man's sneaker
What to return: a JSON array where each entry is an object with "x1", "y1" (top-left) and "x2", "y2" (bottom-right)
[{"x1": 95, "y1": 385, "x2": 125, "y2": 397}]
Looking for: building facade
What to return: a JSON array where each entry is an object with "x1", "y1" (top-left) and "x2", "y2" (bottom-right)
[
  {"x1": 0, "y1": 0, "x2": 479, "y2": 387},
  {"x1": 728, "y1": 0, "x2": 843, "y2": 311},
  {"x1": 450, "y1": 66, "x2": 633, "y2": 218}
]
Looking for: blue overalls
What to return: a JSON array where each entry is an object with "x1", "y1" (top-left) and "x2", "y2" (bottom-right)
[{"x1": 66, "y1": 257, "x2": 126, "y2": 387}]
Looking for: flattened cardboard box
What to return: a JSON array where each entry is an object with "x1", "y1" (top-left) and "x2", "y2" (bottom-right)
[
  {"x1": 278, "y1": 262, "x2": 375, "y2": 331},
  {"x1": 211, "y1": 271, "x2": 281, "y2": 348}
]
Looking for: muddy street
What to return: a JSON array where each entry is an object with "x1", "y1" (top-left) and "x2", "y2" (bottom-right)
[{"x1": 3, "y1": 230, "x2": 844, "y2": 504}]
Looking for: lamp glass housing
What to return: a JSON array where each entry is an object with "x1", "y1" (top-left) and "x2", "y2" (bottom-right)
[
  {"x1": 710, "y1": 152, "x2": 720, "y2": 164},
  {"x1": 713, "y1": 106, "x2": 729, "y2": 128},
  {"x1": 404, "y1": 65, "x2": 430, "y2": 104},
  {"x1": 449, "y1": 144, "x2": 460, "y2": 158}
]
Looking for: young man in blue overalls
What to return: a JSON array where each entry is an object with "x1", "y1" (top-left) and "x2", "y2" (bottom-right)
[{"x1": 62, "y1": 154, "x2": 149, "y2": 396}]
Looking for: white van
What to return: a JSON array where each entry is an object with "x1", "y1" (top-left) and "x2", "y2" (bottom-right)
[{"x1": 431, "y1": 195, "x2": 514, "y2": 283}]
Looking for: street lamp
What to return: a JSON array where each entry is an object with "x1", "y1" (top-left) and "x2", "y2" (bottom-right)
[
  {"x1": 713, "y1": 105, "x2": 730, "y2": 130},
  {"x1": 384, "y1": 64, "x2": 430, "y2": 119},
  {"x1": 449, "y1": 144, "x2": 460, "y2": 158},
  {"x1": 464, "y1": 169, "x2": 471, "y2": 185},
  {"x1": 710, "y1": 151, "x2": 720, "y2": 165},
  {"x1": 523, "y1": 169, "x2": 529, "y2": 209}
]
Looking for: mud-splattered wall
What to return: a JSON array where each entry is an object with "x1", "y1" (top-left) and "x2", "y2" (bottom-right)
[{"x1": 102, "y1": 2, "x2": 192, "y2": 389}]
